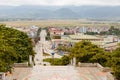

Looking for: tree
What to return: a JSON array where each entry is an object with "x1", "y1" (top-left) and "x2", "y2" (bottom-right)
[
  {"x1": 57, "y1": 45, "x2": 69, "y2": 52},
  {"x1": 43, "y1": 27, "x2": 51, "y2": 40},
  {"x1": 91, "y1": 52, "x2": 111, "y2": 66},
  {"x1": 100, "y1": 26, "x2": 120, "y2": 36},
  {"x1": 34, "y1": 27, "x2": 41, "y2": 43},
  {"x1": 109, "y1": 46, "x2": 120, "y2": 79},
  {"x1": 86, "y1": 32, "x2": 98, "y2": 35},
  {"x1": 43, "y1": 55, "x2": 70, "y2": 65},
  {"x1": 61, "y1": 55, "x2": 70, "y2": 65},
  {"x1": 0, "y1": 25, "x2": 35, "y2": 72},
  {"x1": 69, "y1": 41, "x2": 105, "y2": 63}
]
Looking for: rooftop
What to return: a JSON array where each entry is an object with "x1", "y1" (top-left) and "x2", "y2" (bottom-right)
[{"x1": 69, "y1": 34, "x2": 101, "y2": 40}]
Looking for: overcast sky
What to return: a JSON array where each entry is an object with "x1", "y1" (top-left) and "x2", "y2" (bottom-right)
[{"x1": 0, "y1": 0, "x2": 120, "y2": 6}]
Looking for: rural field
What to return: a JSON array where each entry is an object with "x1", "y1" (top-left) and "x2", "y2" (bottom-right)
[{"x1": 0, "y1": 19, "x2": 120, "y2": 28}]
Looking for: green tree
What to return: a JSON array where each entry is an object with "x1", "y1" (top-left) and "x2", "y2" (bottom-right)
[
  {"x1": 69, "y1": 41, "x2": 105, "y2": 63},
  {"x1": 34, "y1": 27, "x2": 41, "y2": 43},
  {"x1": 0, "y1": 25, "x2": 35, "y2": 72},
  {"x1": 43, "y1": 27, "x2": 51, "y2": 40},
  {"x1": 109, "y1": 46, "x2": 120, "y2": 79},
  {"x1": 91, "y1": 52, "x2": 111, "y2": 66},
  {"x1": 57, "y1": 45, "x2": 69, "y2": 52},
  {"x1": 61, "y1": 55, "x2": 70, "y2": 65},
  {"x1": 100, "y1": 26, "x2": 120, "y2": 36}
]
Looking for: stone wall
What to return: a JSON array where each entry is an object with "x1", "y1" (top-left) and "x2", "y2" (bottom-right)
[{"x1": 78, "y1": 62, "x2": 97, "y2": 67}]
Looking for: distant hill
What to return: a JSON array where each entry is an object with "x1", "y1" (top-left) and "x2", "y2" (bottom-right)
[{"x1": 0, "y1": 5, "x2": 120, "y2": 20}]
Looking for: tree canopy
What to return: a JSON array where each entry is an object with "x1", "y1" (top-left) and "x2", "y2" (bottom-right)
[
  {"x1": 0, "y1": 25, "x2": 35, "y2": 72},
  {"x1": 44, "y1": 40, "x2": 120, "y2": 79},
  {"x1": 69, "y1": 41, "x2": 104, "y2": 63},
  {"x1": 100, "y1": 26, "x2": 120, "y2": 36},
  {"x1": 69, "y1": 41, "x2": 120, "y2": 79}
]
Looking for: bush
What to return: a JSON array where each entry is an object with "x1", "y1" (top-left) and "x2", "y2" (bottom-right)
[
  {"x1": 43, "y1": 58, "x2": 62, "y2": 65},
  {"x1": 52, "y1": 35, "x2": 61, "y2": 39}
]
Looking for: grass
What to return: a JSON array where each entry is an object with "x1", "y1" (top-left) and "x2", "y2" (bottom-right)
[
  {"x1": 43, "y1": 53, "x2": 51, "y2": 56},
  {"x1": 0, "y1": 19, "x2": 120, "y2": 28}
]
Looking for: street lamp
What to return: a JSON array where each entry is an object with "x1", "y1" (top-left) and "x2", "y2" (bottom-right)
[
  {"x1": 51, "y1": 52, "x2": 55, "y2": 58},
  {"x1": 51, "y1": 52, "x2": 55, "y2": 65}
]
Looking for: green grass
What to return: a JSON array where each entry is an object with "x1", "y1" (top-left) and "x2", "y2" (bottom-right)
[{"x1": 43, "y1": 53, "x2": 51, "y2": 56}]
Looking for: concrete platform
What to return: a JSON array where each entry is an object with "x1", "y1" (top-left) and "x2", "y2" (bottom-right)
[{"x1": 6, "y1": 65, "x2": 113, "y2": 80}]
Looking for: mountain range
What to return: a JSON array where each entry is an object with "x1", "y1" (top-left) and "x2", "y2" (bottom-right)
[{"x1": 0, "y1": 5, "x2": 120, "y2": 20}]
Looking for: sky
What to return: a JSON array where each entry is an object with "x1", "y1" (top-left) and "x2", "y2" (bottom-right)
[{"x1": 0, "y1": 0, "x2": 120, "y2": 6}]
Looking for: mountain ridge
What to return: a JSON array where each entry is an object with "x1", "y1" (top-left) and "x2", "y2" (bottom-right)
[{"x1": 0, "y1": 5, "x2": 120, "y2": 19}]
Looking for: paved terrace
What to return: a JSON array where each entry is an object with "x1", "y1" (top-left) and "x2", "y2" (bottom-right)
[
  {"x1": 6, "y1": 68, "x2": 32, "y2": 80},
  {"x1": 6, "y1": 65, "x2": 113, "y2": 80}
]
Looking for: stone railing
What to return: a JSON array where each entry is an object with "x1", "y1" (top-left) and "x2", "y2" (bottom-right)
[
  {"x1": 78, "y1": 62, "x2": 112, "y2": 72},
  {"x1": 14, "y1": 63, "x2": 28, "y2": 67},
  {"x1": 106, "y1": 73, "x2": 115, "y2": 80},
  {"x1": 78, "y1": 62, "x2": 97, "y2": 67},
  {"x1": 0, "y1": 72, "x2": 5, "y2": 80}
]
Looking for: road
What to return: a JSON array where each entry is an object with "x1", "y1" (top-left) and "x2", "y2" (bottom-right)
[
  {"x1": 34, "y1": 29, "x2": 62, "y2": 65},
  {"x1": 28, "y1": 29, "x2": 63, "y2": 80}
]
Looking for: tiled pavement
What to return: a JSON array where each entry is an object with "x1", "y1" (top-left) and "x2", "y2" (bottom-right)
[
  {"x1": 21, "y1": 66, "x2": 108, "y2": 80},
  {"x1": 6, "y1": 68, "x2": 32, "y2": 80}
]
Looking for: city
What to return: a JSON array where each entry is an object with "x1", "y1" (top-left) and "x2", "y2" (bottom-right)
[{"x1": 0, "y1": 0, "x2": 120, "y2": 80}]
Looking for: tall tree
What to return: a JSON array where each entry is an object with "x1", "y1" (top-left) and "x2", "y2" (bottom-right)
[
  {"x1": 69, "y1": 41, "x2": 104, "y2": 63},
  {"x1": 0, "y1": 25, "x2": 35, "y2": 72}
]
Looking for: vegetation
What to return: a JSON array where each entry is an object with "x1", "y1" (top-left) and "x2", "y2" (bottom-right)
[
  {"x1": 43, "y1": 55, "x2": 70, "y2": 65},
  {"x1": 34, "y1": 27, "x2": 41, "y2": 43},
  {"x1": 86, "y1": 26, "x2": 120, "y2": 37},
  {"x1": 0, "y1": 24, "x2": 35, "y2": 72},
  {"x1": 69, "y1": 41, "x2": 120, "y2": 79},
  {"x1": 86, "y1": 32, "x2": 98, "y2": 35},
  {"x1": 1, "y1": 20, "x2": 114, "y2": 27},
  {"x1": 110, "y1": 46, "x2": 120, "y2": 79},
  {"x1": 57, "y1": 44, "x2": 70, "y2": 52},
  {"x1": 43, "y1": 58, "x2": 62, "y2": 65},
  {"x1": 100, "y1": 26, "x2": 120, "y2": 36},
  {"x1": 43, "y1": 52, "x2": 50, "y2": 56},
  {"x1": 44, "y1": 27, "x2": 51, "y2": 40},
  {"x1": 60, "y1": 55, "x2": 70, "y2": 65},
  {"x1": 69, "y1": 41, "x2": 104, "y2": 63},
  {"x1": 52, "y1": 35, "x2": 61, "y2": 39},
  {"x1": 53, "y1": 41, "x2": 120, "y2": 79}
]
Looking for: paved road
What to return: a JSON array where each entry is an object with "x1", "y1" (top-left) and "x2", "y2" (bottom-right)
[
  {"x1": 43, "y1": 41, "x2": 62, "y2": 58},
  {"x1": 34, "y1": 42, "x2": 43, "y2": 65},
  {"x1": 34, "y1": 29, "x2": 62, "y2": 65},
  {"x1": 34, "y1": 30, "x2": 47, "y2": 65}
]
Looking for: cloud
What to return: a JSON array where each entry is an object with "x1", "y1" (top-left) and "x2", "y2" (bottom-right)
[{"x1": 0, "y1": 0, "x2": 120, "y2": 6}]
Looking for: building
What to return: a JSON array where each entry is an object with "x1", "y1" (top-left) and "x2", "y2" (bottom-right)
[
  {"x1": 49, "y1": 27, "x2": 64, "y2": 36},
  {"x1": 51, "y1": 33, "x2": 119, "y2": 51},
  {"x1": 68, "y1": 33, "x2": 102, "y2": 41},
  {"x1": 80, "y1": 26, "x2": 87, "y2": 33}
]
